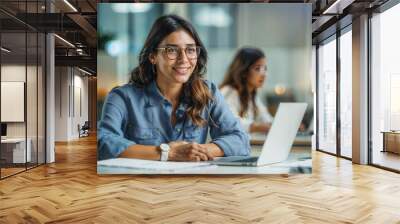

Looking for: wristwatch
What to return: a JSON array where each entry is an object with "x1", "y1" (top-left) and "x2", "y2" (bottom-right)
[{"x1": 159, "y1": 143, "x2": 170, "y2": 161}]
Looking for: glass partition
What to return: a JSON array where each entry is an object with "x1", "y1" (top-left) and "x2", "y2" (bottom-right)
[
  {"x1": 0, "y1": 1, "x2": 46, "y2": 179},
  {"x1": 339, "y1": 27, "x2": 352, "y2": 158},
  {"x1": 1, "y1": 31, "x2": 28, "y2": 177},
  {"x1": 317, "y1": 35, "x2": 337, "y2": 154}
]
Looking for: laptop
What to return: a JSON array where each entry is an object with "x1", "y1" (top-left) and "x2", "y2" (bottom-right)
[{"x1": 211, "y1": 102, "x2": 307, "y2": 166}]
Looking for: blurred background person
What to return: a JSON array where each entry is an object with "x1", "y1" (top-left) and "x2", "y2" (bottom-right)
[{"x1": 220, "y1": 47, "x2": 273, "y2": 134}]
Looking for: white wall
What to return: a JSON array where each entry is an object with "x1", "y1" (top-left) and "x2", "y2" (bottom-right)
[
  {"x1": 1, "y1": 64, "x2": 46, "y2": 163},
  {"x1": 55, "y1": 67, "x2": 69, "y2": 141},
  {"x1": 1, "y1": 65, "x2": 35, "y2": 138},
  {"x1": 55, "y1": 67, "x2": 89, "y2": 141},
  {"x1": 1, "y1": 65, "x2": 26, "y2": 140},
  {"x1": 72, "y1": 73, "x2": 89, "y2": 138}
]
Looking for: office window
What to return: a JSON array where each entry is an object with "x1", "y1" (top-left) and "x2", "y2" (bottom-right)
[
  {"x1": 339, "y1": 27, "x2": 352, "y2": 158},
  {"x1": 97, "y1": 4, "x2": 163, "y2": 119},
  {"x1": 98, "y1": 3, "x2": 163, "y2": 86},
  {"x1": 188, "y1": 4, "x2": 236, "y2": 48},
  {"x1": 371, "y1": 3, "x2": 400, "y2": 171},
  {"x1": 317, "y1": 35, "x2": 337, "y2": 154}
]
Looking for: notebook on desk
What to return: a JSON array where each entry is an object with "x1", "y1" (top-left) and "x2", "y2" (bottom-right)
[{"x1": 211, "y1": 103, "x2": 307, "y2": 166}]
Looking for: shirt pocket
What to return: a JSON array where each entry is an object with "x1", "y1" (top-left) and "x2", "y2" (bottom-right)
[
  {"x1": 184, "y1": 125, "x2": 202, "y2": 142},
  {"x1": 126, "y1": 125, "x2": 159, "y2": 145}
]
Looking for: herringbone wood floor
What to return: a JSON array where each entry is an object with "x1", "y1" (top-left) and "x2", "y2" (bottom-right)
[{"x1": 1, "y1": 135, "x2": 400, "y2": 224}]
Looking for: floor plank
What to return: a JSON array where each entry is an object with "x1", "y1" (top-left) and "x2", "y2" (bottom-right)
[{"x1": 1, "y1": 135, "x2": 400, "y2": 223}]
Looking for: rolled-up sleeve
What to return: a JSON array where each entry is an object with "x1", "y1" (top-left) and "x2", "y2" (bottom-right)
[
  {"x1": 208, "y1": 83, "x2": 251, "y2": 156},
  {"x1": 98, "y1": 89, "x2": 136, "y2": 160}
]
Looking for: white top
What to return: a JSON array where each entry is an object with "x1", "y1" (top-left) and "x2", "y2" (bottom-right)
[{"x1": 220, "y1": 86, "x2": 273, "y2": 132}]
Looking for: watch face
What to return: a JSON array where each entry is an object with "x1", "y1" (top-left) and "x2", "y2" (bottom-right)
[{"x1": 160, "y1": 143, "x2": 169, "y2": 152}]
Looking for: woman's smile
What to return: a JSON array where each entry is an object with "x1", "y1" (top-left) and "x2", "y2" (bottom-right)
[{"x1": 173, "y1": 66, "x2": 191, "y2": 75}]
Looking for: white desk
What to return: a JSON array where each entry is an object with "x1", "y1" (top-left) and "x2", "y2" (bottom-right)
[
  {"x1": 97, "y1": 147, "x2": 312, "y2": 175},
  {"x1": 1, "y1": 138, "x2": 31, "y2": 163}
]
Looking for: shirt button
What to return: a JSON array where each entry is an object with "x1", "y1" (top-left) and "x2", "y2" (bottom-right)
[{"x1": 176, "y1": 128, "x2": 181, "y2": 132}]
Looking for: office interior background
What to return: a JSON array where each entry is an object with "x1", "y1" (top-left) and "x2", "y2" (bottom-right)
[
  {"x1": 0, "y1": 0, "x2": 400, "y2": 222},
  {"x1": 1, "y1": 0, "x2": 399, "y2": 178},
  {"x1": 0, "y1": 0, "x2": 97, "y2": 179},
  {"x1": 97, "y1": 3, "x2": 313, "y2": 123}
]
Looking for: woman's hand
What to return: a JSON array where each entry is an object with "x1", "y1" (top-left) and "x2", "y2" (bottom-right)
[{"x1": 168, "y1": 141, "x2": 213, "y2": 162}]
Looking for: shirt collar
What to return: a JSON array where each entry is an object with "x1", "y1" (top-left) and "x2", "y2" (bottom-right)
[
  {"x1": 145, "y1": 79, "x2": 164, "y2": 106},
  {"x1": 145, "y1": 79, "x2": 188, "y2": 115}
]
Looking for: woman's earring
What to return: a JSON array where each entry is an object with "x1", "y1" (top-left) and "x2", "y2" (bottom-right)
[{"x1": 152, "y1": 64, "x2": 156, "y2": 74}]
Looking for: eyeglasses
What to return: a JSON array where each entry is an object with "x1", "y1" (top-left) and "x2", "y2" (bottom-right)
[
  {"x1": 155, "y1": 46, "x2": 201, "y2": 60},
  {"x1": 252, "y1": 65, "x2": 267, "y2": 74}
]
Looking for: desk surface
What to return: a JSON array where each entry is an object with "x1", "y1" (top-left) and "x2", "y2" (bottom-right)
[{"x1": 98, "y1": 146, "x2": 312, "y2": 175}]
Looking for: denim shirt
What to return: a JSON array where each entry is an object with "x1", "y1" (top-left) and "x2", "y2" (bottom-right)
[{"x1": 97, "y1": 80, "x2": 250, "y2": 160}]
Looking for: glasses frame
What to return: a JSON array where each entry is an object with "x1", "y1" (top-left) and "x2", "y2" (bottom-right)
[
  {"x1": 155, "y1": 46, "x2": 201, "y2": 60},
  {"x1": 251, "y1": 65, "x2": 268, "y2": 74}
]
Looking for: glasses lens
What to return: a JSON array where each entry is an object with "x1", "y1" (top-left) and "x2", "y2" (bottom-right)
[
  {"x1": 254, "y1": 66, "x2": 267, "y2": 73},
  {"x1": 185, "y1": 47, "x2": 199, "y2": 59},
  {"x1": 163, "y1": 46, "x2": 200, "y2": 60},
  {"x1": 166, "y1": 47, "x2": 178, "y2": 60}
]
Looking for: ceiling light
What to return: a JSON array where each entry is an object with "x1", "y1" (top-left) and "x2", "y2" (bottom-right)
[
  {"x1": 63, "y1": 0, "x2": 78, "y2": 12},
  {"x1": 54, "y1": 34, "x2": 75, "y2": 48},
  {"x1": 105, "y1": 40, "x2": 124, "y2": 57},
  {"x1": 1, "y1": 47, "x2": 11, "y2": 53},
  {"x1": 112, "y1": 3, "x2": 153, "y2": 13},
  {"x1": 194, "y1": 7, "x2": 232, "y2": 27}
]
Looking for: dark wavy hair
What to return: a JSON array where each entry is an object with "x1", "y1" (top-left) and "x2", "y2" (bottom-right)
[
  {"x1": 220, "y1": 47, "x2": 265, "y2": 118},
  {"x1": 129, "y1": 14, "x2": 212, "y2": 127}
]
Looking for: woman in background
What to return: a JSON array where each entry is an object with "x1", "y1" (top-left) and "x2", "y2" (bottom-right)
[{"x1": 220, "y1": 47, "x2": 273, "y2": 134}]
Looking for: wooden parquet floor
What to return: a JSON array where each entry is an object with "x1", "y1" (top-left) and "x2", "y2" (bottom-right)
[{"x1": 1, "y1": 135, "x2": 400, "y2": 224}]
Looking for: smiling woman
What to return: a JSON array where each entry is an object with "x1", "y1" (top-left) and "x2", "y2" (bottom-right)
[{"x1": 97, "y1": 15, "x2": 250, "y2": 162}]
